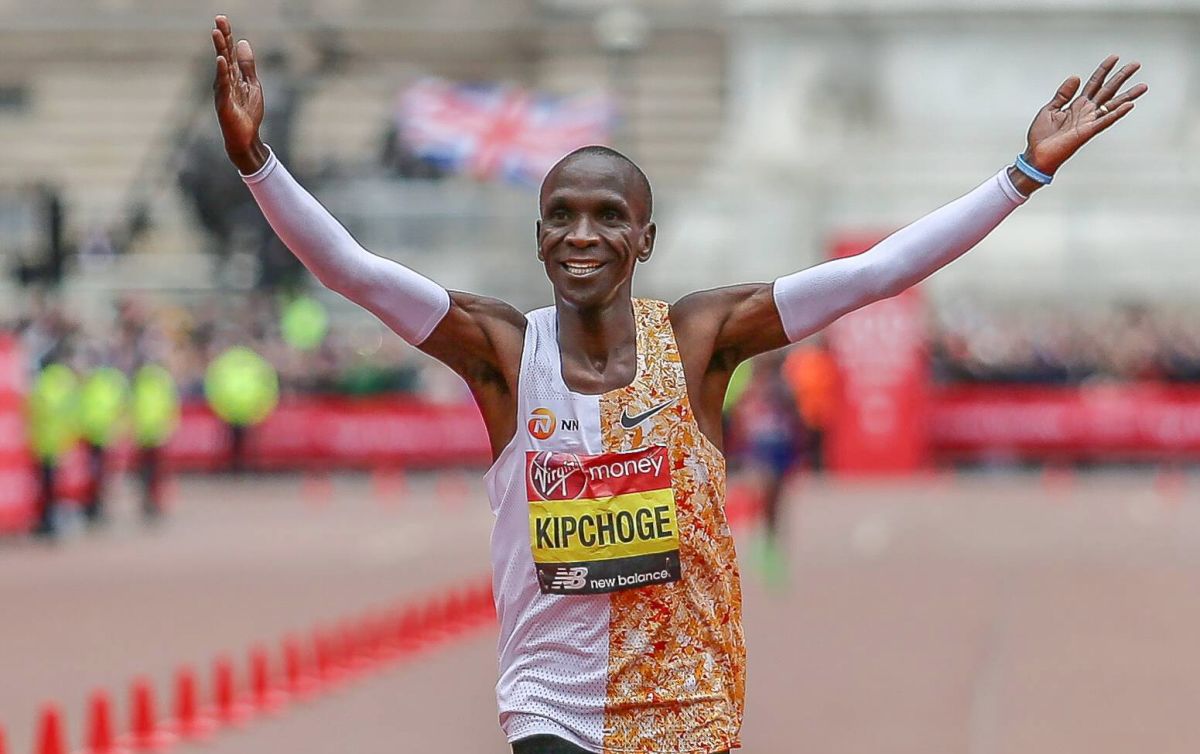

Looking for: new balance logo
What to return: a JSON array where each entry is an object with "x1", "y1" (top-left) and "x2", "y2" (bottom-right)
[
  {"x1": 550, "y1": 566, "x2": 588, "y2": 590},
  {"x1": 619, "y1": 398, "x2": 676, "y2": 430}
]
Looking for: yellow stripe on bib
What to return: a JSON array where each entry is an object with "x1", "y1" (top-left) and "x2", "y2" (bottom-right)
[{"x1": 529, "y1": 489, "x2": 679, "y2": 564}]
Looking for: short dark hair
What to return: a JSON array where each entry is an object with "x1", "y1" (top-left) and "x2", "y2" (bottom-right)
[{"x1": 546, "y1": 145, "x2": 653, "y2": 221}]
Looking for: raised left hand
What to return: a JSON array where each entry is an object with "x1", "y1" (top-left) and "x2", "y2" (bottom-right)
[{"x1": 1023, "y1": 55, "x2": 1148, "y2": 177}]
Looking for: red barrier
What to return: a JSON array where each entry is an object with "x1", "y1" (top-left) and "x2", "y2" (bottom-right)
[
  {"x1": 5, "y1": 374, "x2": 1197, "y2": 536},
  {"x1": 163, "y1": 397, "x2": 490, "y2": 471},
  {"x1": 0, "y1": 334, "x2": 34, "y2": 533},
  {"x1": 931, "y1": 383, "x2": 1200, "y2": 461}
]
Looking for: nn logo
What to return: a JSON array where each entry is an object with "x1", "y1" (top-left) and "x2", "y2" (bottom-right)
[
  {"x1": 528, "y1": 408, "x2": 556, "y2": 439},
  {"x1": 528, "y1": 408, "x2": 578, "y2": 439}
]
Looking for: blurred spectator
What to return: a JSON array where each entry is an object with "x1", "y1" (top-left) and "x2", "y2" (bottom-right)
[
  {"x1": 381, "y1": 122, "x2": 449, "y2": 180},
  {"x1": 728, "y1": 351, "x2": 805, "y2": 588},
  {"x1": 130, "y1": 363, "x2": 180, "y2": 521},
  {"x1": 77, "y1": 366, "x2": 128, "y2": 525},
  {"x1": 27, "y1": 362, "x2": 79, "y2": 538},
  {"x1": 930, "y1": 300, "x2": 1200, "y2": 385},
  {"x1": 782, "y1": 337, "x2": 837, "y2": 471}
]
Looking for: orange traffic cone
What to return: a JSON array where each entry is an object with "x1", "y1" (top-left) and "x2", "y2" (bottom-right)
[
  {"x1": 367, "y1": 612, "x2": 394, "y2": 664},
  {"x1": 473, "y1": 576, "x2": 495, "y2": 622},
  {"x1": 35, "y1": 704, "x2": 67, "y2": 754},
  {"x1": 391, "y1": 605, "x2": 422, "y2": 655},
  {"x1": 80, "y1": 690, "x2": 128, "y2": 754},
  {"x1": 340, "y1": 620, "x2": 368, "y2": 677},
  {"x1": 442, "y1": 589, "x2": 469, "y2": 635},
  {"x1": 361, "y1": 612, "x2": 390, "y2": 663},
  {"x1": 314, "y1": 629, "x2": 347, "y2": 688},
  {"x1": 418, "y1": 597, "x2": 446, "y2": 646},
  {"x1": 170, "y1": 666, "x2": 214, "y2": 741},
  {"x1": 249, "y1": 646, "x2": 286, "y2": 714},
  {"x1": 282, "y1": 636, "x2": 317, "y2": 701},
  {"x1": 123, "y1": 678, "x2": 175, "y2": 752},
  {"x1": 211, "y1": 657, "x2": 251, "y2": 727}
]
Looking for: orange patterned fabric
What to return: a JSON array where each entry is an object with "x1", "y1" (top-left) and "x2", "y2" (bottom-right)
[{"x1": 598, "y1": 299, "x2": 744, "y2": 753}]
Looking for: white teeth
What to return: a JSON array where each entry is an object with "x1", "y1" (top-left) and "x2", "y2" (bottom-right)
[{"x1": 564, "y1": 263, "x2": 602, "y2": 276}]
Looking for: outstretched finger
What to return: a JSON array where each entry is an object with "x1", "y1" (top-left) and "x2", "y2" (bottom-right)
[
  {"x1": 216, "y1": 15, "x2": 239, "y2": 82},
  {"x1": 1081, "y1": 54, "x2": 1119, "y2": 100},
  {"x1": 1094, "y1": 61, "x2": 1140, "y2": 105},
  {"x1": 235, "y1": 39, "x2": 258, "y2": 86},
  {"x1": 212, "y1": 28, "x2": 237, "y2": 94},
  {"x1": 1045, "y1": 75, "x2": 1080, "y2": 110},
  {"x1": 213, "y1": 54, "x2": 228, "y2": 95},
  {"x1": 1101, "y1": 82, "x2": 1149, "y2": 112},
  {"x1": 1087, "y1": 101, "x2": 1135, "y2": 137}
]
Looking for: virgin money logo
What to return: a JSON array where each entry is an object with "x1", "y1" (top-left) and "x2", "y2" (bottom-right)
[
  {"x1": 527, "y1": 407, "x2": 556, "y2": 440},
  {"x1": 528, "y1": 451, "x2": 586, "y2": 500}
]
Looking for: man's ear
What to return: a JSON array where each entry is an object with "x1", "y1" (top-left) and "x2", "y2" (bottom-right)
[
  {"x1": 535, "y1": 220, "x2": 544, "y2": 262},
  {"x1": 637, "y1": 222, "x2": 656, "y2": 263}
]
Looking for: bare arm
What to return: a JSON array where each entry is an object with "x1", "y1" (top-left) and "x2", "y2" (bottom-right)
[
  {"x1": 211, "y1": 15, "x2": 524, "y2": 456},
  {"x1": 673, "y1": 55, "x2": 1147, "y2": 438}
]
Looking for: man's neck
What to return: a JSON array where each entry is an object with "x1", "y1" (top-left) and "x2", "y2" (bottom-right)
[{"x1": 554, "y1": 294, "x2": 638, "y2": 391}]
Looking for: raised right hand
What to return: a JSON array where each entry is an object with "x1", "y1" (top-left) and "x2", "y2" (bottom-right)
[{"x1": 212, "y1": 15, "x2": 268, "y2": 173}]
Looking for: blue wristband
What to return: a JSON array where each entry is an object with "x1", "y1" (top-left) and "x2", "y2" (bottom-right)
[{"x1": 1014, "y1": 154, "x2": 1053, "y2": 185}]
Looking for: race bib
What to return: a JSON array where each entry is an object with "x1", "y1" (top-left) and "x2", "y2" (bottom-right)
[{"x1": 526, "y1": 446, "x2": 681, "y2": 595}]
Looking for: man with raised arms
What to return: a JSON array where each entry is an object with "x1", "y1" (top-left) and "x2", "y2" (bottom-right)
[{"x1": 212, "y1": 14, "x2": 1145, "y2": 753}]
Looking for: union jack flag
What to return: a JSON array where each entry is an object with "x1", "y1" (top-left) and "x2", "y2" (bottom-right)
[{"x1": 396, "y1": 78, "x2": 614, "y2": 185}]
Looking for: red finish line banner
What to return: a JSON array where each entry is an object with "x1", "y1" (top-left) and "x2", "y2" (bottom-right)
[
  {"x1": 931, "y1": 384, "x2": 1200, "y2": 460},
  {"x1": 824, "y1": 235, "x2": 930, "y2": 475}
]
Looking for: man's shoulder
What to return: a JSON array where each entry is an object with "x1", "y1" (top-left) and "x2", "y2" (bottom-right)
[{"x1": 450, "y1": 291, "x2": 528, "y2": 332}]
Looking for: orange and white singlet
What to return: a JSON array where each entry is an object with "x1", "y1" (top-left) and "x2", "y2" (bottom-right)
[{"x1": 484, "y1": 299, "x2": 745, "y2": 753}]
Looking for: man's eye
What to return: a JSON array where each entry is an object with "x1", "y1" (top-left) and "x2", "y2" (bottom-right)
[
  {"x1": 601, "y1": 210, "x2": 620, "y2": 222},
  {"x1": 549, "y1": 210, "x2": 569, "y2": 222}
]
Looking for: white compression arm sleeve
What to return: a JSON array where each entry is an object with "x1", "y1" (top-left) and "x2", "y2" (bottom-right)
[
  {"x1": 772, "y1": 169, "x2": 1027, "y2": 342},
  {"x1": 241, "y1": 148, "x2": 451, "y2": 345}
]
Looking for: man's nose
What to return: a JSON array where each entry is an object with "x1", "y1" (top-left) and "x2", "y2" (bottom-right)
[{"x1": 566, "y1": 216, "x2": 599, "y2": 247}]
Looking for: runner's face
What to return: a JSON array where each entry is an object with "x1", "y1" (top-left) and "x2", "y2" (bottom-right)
[{"x1": 537, "y1": 155, "x2": 654, "y2": 310}]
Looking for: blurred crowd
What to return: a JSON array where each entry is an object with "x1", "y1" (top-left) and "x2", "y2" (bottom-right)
[
  {"x1": 6, "y1": 292, "x2": 463, "y2": 402},
  {"x1": 8, "y1": 295, "x2": 1200, "y2": 398},
  {"x1": 930, "y1": 302, "x2": 1200, "y2": 385}
]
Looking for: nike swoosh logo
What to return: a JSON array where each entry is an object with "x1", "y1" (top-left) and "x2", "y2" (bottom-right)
[{"x1": 619, "y1": 398, "x2": 677, "y2": 430}]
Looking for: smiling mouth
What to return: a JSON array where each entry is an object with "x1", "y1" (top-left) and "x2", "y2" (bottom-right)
[{"x1": 562, "y1": 261, "x2": 605, "y2": 278}]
